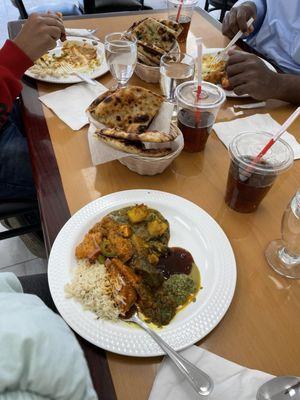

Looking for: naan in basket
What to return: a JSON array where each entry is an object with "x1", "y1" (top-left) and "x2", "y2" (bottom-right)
[
  {"x1": 97, "y1": 127, "x2": 176, "y2": 143},
  {"x1": 130, "y1": 17, "x2": 177, "y2": 53},
  {"x1": 160, "y1": 19, "x2": 183, "y2": 37},
  {"x1": 137, "y1": 43, "x2": 162, "y2": 66},
  {"x1": 96, "y1": 134, "x2": 172, "y2": 157},
  {"x1": 88, "y1": 86, "x2": 164, "y2": 133}
]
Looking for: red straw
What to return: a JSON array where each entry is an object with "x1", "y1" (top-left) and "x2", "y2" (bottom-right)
[
  {"x1": 176, "y1": 0, "x2": 184, "y2": 22},
  {"x1": 246, "y1": 106, "x2": 300, "y2": 174},
  {"x1": 195, "y1": 38, "x2": 203, "y2": 125}
]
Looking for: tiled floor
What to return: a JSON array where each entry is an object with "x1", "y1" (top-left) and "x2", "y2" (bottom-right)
[
  {"x1": 0, "y1": 0, "x2": 219, "y2": 277},
  {"x1": 0, "y1": 223, "x2": 47, "y2": 276}
]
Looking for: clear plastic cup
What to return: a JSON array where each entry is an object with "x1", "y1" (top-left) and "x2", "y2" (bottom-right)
[
  {"x1": 225, "y1": 131, "x2": 294, "y2": 213},
  {"x1": 175, "y1": 80, "x2": 226, "y2": 152},
  {"x1": 167, "y1": 0, "x2": 198, "y2": 43}
]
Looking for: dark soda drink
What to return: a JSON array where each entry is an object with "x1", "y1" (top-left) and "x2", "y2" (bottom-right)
[
  {"x1": 225, "y1": 156, "x2": 277, "y2": 213},
  {"x1": 177, "y1": 109, "x2": 215, "y2": 152},
  {"x1": 169, "y1": 15, "x2": 191, "y2": 43}
]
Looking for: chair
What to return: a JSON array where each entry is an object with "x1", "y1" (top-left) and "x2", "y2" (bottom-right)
[
  {"x1": 11, "y1": 0, "x2": 83, "y2": 19},
  {"x1": 81, "y1": 0, "x2": 151, "y2": 14},
  {"x1": 0, "y1": 199, "x2": 41, "y2": 240},
  {"x1": 204, "y1": 0, "x2": 238, "y2": 22}
]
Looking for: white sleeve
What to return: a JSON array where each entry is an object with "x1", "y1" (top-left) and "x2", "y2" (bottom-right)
[{"x1": 0, "y1": 272, "x2": 98, "y2": 400}]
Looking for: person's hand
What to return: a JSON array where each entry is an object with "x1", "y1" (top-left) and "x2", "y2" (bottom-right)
[
  {"x1": 222, "y1": 1, "x2": 256, "y2": 39},
  {"x1": 226, "y1": 50, "x2": 279, "y2": 100},
  {"x1": 13, "y1": 12, "x2": 65, "y2": 61}
]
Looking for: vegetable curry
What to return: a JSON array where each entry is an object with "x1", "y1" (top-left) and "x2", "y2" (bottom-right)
[{"x1": 76, "y1": 204, "x2": 200, "y2": 326}]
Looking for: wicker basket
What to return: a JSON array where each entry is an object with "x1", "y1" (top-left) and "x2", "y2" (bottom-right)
[
  {"x1": 119, "y1": 123, "x2": 184, "y2": 176},
  {"x1": 135, "y1": 41, "x2": 180, "y2": 84}
]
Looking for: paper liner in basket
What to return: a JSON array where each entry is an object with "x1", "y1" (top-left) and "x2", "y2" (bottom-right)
[{"x1": 87, "y1": 102, "x2": 176, "y2": 166}]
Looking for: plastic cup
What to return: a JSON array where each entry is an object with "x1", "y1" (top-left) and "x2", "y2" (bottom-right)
[
  {"x1": 167, "y1": 0, "x2": 198, "y2": 43},
  {"x1": 225, "y1": 131, "x2": 294, "y2": 213},
  {"x1": 175, "y1": 80, "x2": 226, "y2": 152}
]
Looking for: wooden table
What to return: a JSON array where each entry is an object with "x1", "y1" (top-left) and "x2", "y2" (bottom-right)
[{"x1": 9, "y1": 8, "x2": 300, "y2": 400}]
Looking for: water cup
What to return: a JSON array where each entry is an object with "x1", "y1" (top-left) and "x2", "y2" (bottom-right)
[
  {"x1": 175, "y1": 80, "x2": 226, "y2": 152},
  {"x1": 225, "y1": 131, "x2": 294, "y2": 213},
  {"x1": 160, "y1": 52, "x2": 195, "y2": 102}
]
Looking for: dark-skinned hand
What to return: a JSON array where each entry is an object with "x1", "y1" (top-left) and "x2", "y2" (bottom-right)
[
  {"x1": 222, "y1": 1, "x2": 257, "y2": 39},
  {"x1": 226, "y1": 50, "x2": 278, "y2": 100}
]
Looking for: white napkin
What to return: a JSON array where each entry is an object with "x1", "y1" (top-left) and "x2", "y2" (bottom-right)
[
  {"x1": 39, "y1": 82, "x2": 108, "y2": 131},
  {"x1": 149, "y1": 346, "x2": 274, "y2": 400},
  {"x1": 213, "y1": 113, "x2": 300, "y2": 160},
  {"x1": 88, "y1": 102, "x2": 175, "y2": 165},
  {"x1": 65, "y1": 28, "x2": 96, "y2": 38}
]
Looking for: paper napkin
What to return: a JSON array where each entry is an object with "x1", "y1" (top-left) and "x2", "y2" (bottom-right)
[
  {"x1": 39, "y1": 82, "x2": 108, "y2": 131},
  {"x1": 149, "y1": 346, "x2": 274, "y2": 400},
  {"x1": 213, "y1": 113, "x2": 300, "y2": 160},
  {"x1": 88, "y1": 102, "x2": 175, "y2": 165},
  {"x1": 65, "y1": 28, "x2": 97, "y2": 39}
]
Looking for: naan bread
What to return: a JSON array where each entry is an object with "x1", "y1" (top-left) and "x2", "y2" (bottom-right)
[
  {"x1": 96, "y1": 134, "x2": 172, "y2": 157},
  {"x1": 137, "y1": 43, "x2": 161, "y2": 66},
  {"x1": 160, "y1": 19, "x2": 183, "y2": 38},
  {"x1": 137, "y1": 51, "x2": 157, "y2": 66},
  {"x1": 88, "y1": 86, "x2": 164, "y2": 133},
  {"x1": 131, "y1": 17, "x2": 177, "y2": 53},
  {"x1": 97, "y1": 127, "x2": 175, "y2": 143}
]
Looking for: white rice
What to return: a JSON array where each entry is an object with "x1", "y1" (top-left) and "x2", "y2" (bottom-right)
[{"x1": 65, "y1": 260, "x2": 120, "y2": 321}]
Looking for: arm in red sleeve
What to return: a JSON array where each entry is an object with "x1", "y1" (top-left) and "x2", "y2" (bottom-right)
[{"x1": 0, "y1": 40, "x2": 33, "y2": 128}]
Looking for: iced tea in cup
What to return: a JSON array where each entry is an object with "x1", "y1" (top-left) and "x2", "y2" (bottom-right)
[
  {"x1": 167, "y1": 0, "x2": 198, "y2": 43},
  {"x1": 175, "y1": 81, "x2": 226, "y2": 152},
  {"x1": 225, "y1": 132, "x2": 294, "y2": 213}
]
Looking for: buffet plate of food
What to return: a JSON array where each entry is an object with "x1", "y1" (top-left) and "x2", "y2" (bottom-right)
[
  {"x1": 203, "y1": 48, "x2": 276, "y2": 98},
  {"x1": 25, "y1": 36, "x2": 108, "y2": 84},
  {"x1": 48, "y1": 189, "x2": 236, "y2": 357}
]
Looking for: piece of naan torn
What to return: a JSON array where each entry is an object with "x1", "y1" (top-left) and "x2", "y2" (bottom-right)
[
  {"x1": 95, "y1": 134, "x2": 172, "y2": 157},
  {"x1": 88, "y1": 86, "x2": 164, "y2": 134},
  {"x1": 137, "y1": 42, "x2": 162, "y2": 66},
  {"x1": 97, "y1": 127, "x2": 176, "y2": 143},
  {"x1": 160, "y1": 19, "x2": 183, "y2": 38},
  {"x1": 130, "y1": 17, "x2": 177, "y2": 53}
]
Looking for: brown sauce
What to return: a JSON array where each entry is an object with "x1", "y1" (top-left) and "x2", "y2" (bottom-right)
[{"x1": 157, "y1": 247, "x2": 194, "y2": 278}]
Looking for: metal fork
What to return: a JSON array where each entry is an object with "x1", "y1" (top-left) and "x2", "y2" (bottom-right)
[
  {"x1": 60, "y1": 62, "x2": 97, "y2": 85},
  {"x1": 125, "y1": 312, "x2": 214, "y2": 397},
  {"x1": 209, "y1": 17, "x2": 254, "y2": 67}
]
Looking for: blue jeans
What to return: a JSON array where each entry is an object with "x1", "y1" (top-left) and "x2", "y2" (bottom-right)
[{"x1": 0, "y1": 104, "x2": 35, "y2": 201}]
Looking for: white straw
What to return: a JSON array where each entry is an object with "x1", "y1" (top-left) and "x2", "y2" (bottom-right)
[
  {"x1": 195, "y1": 37, "x2": 203, "y2": 90},
  {"x1": 274, "y1": 106, "x2": 300, "y2": 141}
]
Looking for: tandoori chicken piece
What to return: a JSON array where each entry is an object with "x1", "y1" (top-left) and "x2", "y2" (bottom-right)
[
  {"x1": 111, "y1": 258, "x2": 141, "y2": 288},
  {"x1": 108, "y1": 261, "x2": 137, "y2": 315},
  {"x1": 75, "y1": 231, "x2": 102, "y2": 262}
]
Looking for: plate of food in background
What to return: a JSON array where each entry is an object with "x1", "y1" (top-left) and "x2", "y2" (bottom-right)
[
  {"x1": 48, "y1": 189, "x2": 236, "y2": 357},
  {"x1": 25, "y1": 36, "x2": 109, "y2": 84},
  {"x1": 202, "y1": 48, "x2": 276, "y2": 98}
]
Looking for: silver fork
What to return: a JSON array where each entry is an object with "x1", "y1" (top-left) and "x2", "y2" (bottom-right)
[
  {"x1": 125, "y1": 312, "x2": 214, "y2": 397},
  {"x1": 209, "y1": 17, "x2": 254, "y2": 67},
  {"x1": 60, "y1": 62, "x2": 97, "y2": 85}
]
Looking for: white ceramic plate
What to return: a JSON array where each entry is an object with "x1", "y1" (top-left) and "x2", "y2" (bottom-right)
[
  {"x1": 25, "y1": 36, "x2": 109, "y2": 84},
  {"x1": 48, "y1": 190, "x2": 236, "y2": 357},
  {"x1": 203, "y1": 47, "x2": 276, "y2": 98}
]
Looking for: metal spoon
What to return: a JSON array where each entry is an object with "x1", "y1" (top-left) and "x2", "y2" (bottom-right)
[
  {"x1": 125, "y1": 312, "x2": 214, "y2": 397},
  {"x1": 257, "y1": 376, "x2": 300, "y2": 400}
]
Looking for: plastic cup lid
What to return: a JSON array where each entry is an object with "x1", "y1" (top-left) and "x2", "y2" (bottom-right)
[
  {"x1": 229, "y1": 131, "x2": 294, "y2": 174},
  {"x1": 175, "y1": 80, "x2": 226, "y2": 109}
]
